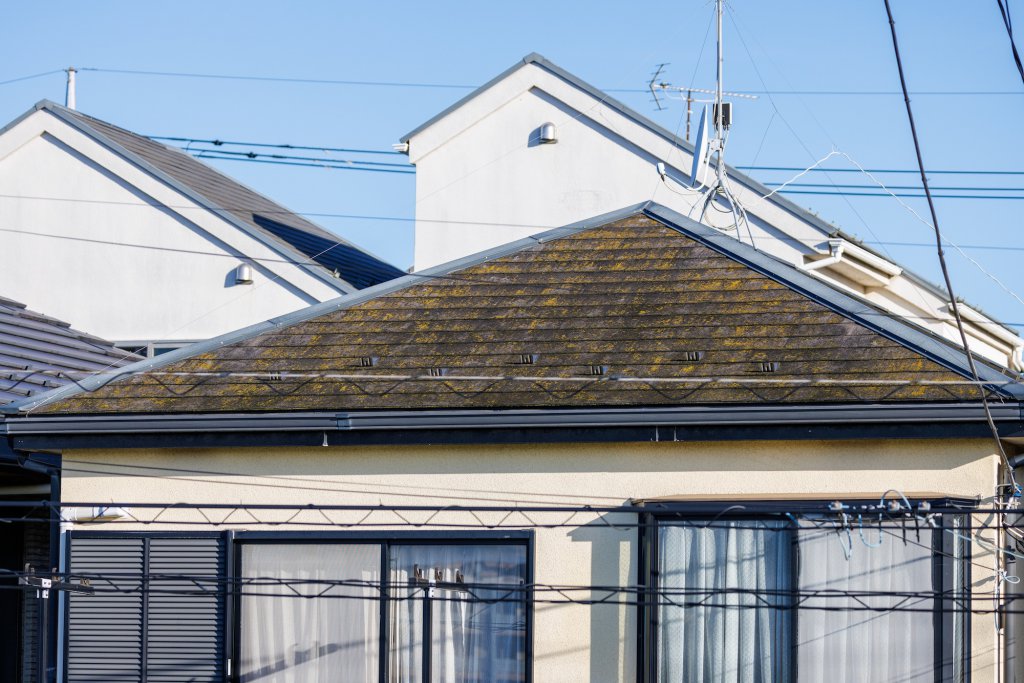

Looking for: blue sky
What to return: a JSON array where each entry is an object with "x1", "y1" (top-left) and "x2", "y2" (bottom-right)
[{"x1": 2, "y1": 1, "x2": 1022, "y2": 328}]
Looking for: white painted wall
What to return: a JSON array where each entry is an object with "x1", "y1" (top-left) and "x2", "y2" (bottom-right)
[
  {"x1": 0, "y1": 109, "x2": 345, "y2": 345},
  {"x1": 406, "y1": 60, "x2": 1022, "y2": 370}
]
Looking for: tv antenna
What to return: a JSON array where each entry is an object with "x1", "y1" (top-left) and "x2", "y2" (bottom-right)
[
  {"x1": 653, "y1": 0, "x2": 754, "y2": 245},
  {"x1": 647, "y1": 65, "x2": 757, "y2": 141}
]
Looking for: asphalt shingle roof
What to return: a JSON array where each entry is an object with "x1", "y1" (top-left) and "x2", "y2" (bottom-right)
[
  {"x1": 43, "y1": 101, "x2": 405, "y2": 292},
  {"x1": 16, "y1": 204, "x2": 1019, "y2": 415},
  {"x1": 0, "y1": 296, "x2": 139, "y2": 405}
]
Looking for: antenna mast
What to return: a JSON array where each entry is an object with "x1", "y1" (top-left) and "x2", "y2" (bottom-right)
[{"x1": 687, "y1": 0, "x2": 754, "y2": 246}]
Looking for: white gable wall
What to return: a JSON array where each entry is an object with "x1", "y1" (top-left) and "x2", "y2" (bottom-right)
[
  {"x1": 407, "y1": 61, "x2": 1022, "y2": 370},
  {"x1": 0, "y1": 110, "x2": 344, "y2": 344}
]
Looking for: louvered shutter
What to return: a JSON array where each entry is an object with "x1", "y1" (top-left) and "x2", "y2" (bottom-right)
[
  {"x1": 66, "y1": 536, "x2": 145, "y2": 682},
  {"x1": 146, "y1": 537, "x2": 225, "y2": 682},
  {"x1": 66, "y1": 535, "x2": 225, "y2": 683}
]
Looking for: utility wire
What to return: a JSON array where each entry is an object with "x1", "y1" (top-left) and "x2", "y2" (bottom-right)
[
  {"x1": 0, "y1": 69, "x2": 64, "y2": 87},
  {"x1": 996, "y1": 0, "x2": 1024, "y2": 85},
  {"x1": 76, "y1": 66, "x2": 1022, "y2": 96},
  {"x1": 148, "y1": 136, "x2": 402, "y2": 156},
  {"x1": 883, "y1": 0, "x2": 1018, "y2": 494},
  {"x1": 192, "y1": 151, "x2": 415, "y2": 174},
  {"x1": 185, "y1": 147, "x2": 413, "y2": 168}
]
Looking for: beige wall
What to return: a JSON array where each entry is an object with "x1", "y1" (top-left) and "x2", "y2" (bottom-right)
[{"x1": 61, "y1": 437, "x2": 1001, "y2": 681}]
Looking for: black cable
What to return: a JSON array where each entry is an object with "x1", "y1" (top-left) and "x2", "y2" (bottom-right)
[
  {"x1": 192, "y1": 152, "x2": 414, "y2": 175},
  {"x1": 148, "y1": 136, "x2": 402, "y2": 156},
  {"x1": 996, "y1": 0, "x2": 1024, "y2": 85},
  {"x1": 185, "y1": 147, "x2": 413, "y2": 168},
  {"x1": 883, "y1": 0, "x2": 1017, "y2": 493}
]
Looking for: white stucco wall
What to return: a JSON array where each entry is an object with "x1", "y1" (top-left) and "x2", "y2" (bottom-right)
[
  {"x1": 406, "y1": 62, "x2": 1021, "y2": 369},
  {"x1": 0, "y1": 110, "x2": 344, "y2": 344},
  {"x1": 61, "y1": 438, "x2": 1002, "y2": 681}
]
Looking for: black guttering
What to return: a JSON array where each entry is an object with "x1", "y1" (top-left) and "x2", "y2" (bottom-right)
[{"x1": 3, "y1": 403, "x2": 1023, "y2": 451}]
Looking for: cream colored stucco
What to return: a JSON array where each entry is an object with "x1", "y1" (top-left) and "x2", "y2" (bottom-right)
[{"x1": 61, "y1": 437, "x2": 1002, "y2": 681}]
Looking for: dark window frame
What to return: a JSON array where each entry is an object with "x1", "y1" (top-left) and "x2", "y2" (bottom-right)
[
  {"x1": 636, "y1": 503, "x2": 972, "y2": 683},
  {"x1": 230, "y1": 530, "x2": 535, "y2": 683}
]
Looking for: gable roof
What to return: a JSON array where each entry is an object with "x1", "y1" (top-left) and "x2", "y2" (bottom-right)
[
  {"x1": 400, "y1": 54, "x2": 1020, "y2": 343},
  {"x1": 6, "y1": 202, "x2": 1021, "y2": 416},
  {"x1": 0, "y1": 296, "x2": 139, "y2": 405},
  {"x1": 19, "y1": 100, "x2": 405, "y2": 292}
]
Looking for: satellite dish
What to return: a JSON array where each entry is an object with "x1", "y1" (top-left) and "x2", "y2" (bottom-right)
[{"x1": 690, "y1": 106, "x2": 711, "y2": 188}]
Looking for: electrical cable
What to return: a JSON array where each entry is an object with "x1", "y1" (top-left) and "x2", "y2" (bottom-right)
[
  {"x1": 76, "y1": 66, "x2": 1022, "y2": 96},
  {"x1": 147, "y1": 136, "x2": 402, "y2": 156},
  {"x1": 0, "y1": 68, "x2": 64, "y2": 87},
  {"x1": 996, "y1": 0, "x2": 1024, "y2": 85},
  {"x1": 884, "y1": 0, "x2": 1019, "y2": 497}
]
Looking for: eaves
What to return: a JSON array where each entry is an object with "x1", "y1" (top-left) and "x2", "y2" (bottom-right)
[{"x1": 3, "y1": 402, "x2": 1022, "y2": 451}]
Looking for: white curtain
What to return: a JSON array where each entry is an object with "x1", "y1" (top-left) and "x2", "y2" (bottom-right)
[
  {"x1": 658, "y1": 521, "x2": 792, "y2": 683},
  {"x1": 389, "y1": 544, "x2": 527, "y2": 683},
  {"x1": 796, "y1": 524, "x2": 939, "y2": 683},
  {"x1": 239, "y1": 543, "x2": 381, "y2": 683}
]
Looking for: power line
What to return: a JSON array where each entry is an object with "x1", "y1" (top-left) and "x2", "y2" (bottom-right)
[
  {"x1": 148, "y1": 136, "x2": 402, "y2": 156},
  {"x1": 740, "y1": 165, "x2": 1024, "y2": 176},
  {"x1": 769, "y1": 182, "x2": 1024, "y2": 192},
  {"x1": 192, "y1": 151, "x2": 415, "y2": 174},
  {"x1": 185, "y1": 147, "x2": 413, "y2": 169},
  {"x1": 883, "y1": 0, "x2": 1018, "y2": 504},
  {"x1": 0, "y1": 69, "x2": 64, "y2": 87},
  {"x1": 76, "y1": 66, "x2": 1023, "y2": 96},
  {"x1": 996, "y1": 0, "x2": 1024, "y2": 85}
]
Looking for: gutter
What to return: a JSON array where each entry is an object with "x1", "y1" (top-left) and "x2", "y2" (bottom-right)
[{"x1": 3, "y1": 403, "x2": 1021, "y2": 436}]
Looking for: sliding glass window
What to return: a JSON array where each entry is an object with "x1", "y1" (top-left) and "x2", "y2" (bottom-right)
[
  {"x1": 652, "y1": 516, "x2": 967, "y2": 682},
  {"x1": 238, "y1": 538, "x2": 529, "y2": 683}
]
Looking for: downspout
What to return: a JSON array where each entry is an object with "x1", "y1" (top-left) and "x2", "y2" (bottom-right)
[
  {"x1": 802, "y1": 239, "x2": 845, "y2": 272},
  {"x1": 1006, "y1": 453, "x2": 1024, "y2": 682}
]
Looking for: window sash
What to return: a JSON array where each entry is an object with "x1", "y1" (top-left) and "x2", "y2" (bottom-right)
[
  {"x1": 648, "y1": 515, "x2": 968, "y2": 683},
  {"x1": 235, "y1": 538, "x2": 529, "y2": 683}
]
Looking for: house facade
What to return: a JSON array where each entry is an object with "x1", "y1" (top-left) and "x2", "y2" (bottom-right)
[
  {"x1": 399, "y1": 54, "x2": 1023, "y2": 373},
  {"x1": 0, "y1": 101, "x2": 404, "y2": 354},
  {"x1": 3, "y1": 204, "x2": 1022, "y2": 682}
]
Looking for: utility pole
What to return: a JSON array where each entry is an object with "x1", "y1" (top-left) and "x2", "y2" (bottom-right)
[
  {"x1": 64, "y1": 67, "x2": 76, "y2": 110},
  {"x1": 20, "y1": 565, "x2": 93, "y2": 683}
]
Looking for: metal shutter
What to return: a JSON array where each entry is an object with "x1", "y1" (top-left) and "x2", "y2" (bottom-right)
[
  {"x1": 146, "y1": 538, "x2": 224, "y2": 682},
  {"x1": 66, "y1": 537, "x2": 144, "y2": 682},
  {"x1": 66, "y1": 535, "x2": 225, "y2": 683}
]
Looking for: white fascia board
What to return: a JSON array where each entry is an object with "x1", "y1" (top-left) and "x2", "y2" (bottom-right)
[{"x1": 0, "y1": 110, "x2": 343, "y2": 303}]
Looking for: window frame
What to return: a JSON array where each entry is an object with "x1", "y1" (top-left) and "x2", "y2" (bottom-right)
[
  {"x1": 636, "y1": 502, "x2": 971, "y2": 683},
  {"x1": 230, "y1": 530, "x2": 534, "y2": 683}
]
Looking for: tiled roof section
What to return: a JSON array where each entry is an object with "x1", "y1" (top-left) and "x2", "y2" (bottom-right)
[
  {"x1": 54, "y1": 105, "x2": 404, "y2": 290},
  {"x1": 35, "y1": 214, "x2": 989, "y2": 415},
  {"x1": 0, "y1": 297, "x2": 139, "y2": 405}
]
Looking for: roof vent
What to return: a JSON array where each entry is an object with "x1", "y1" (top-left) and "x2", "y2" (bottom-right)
[
  {"x1": 427, "y1": 367, "x2": 448, "y2": 377},
  {"x1": 359, "y1": 356, "x2": 378, "y2": 368},
  {"x1": 234, "y1": 263, "x2": 254, "y2": 285},
  {"x1": 538, "y1": 122, "x2": 558, "y2": 144},
  {"x1": 588, "y1": 365, "x2": 607, "y2": 376},
  {"x1": 680, "y1": 351, "x2": 705, "y2": 362},
  {"x1": 758, "y1": 361, "x2": 780, "y2": 373},
  {"x1": 514, "y1": 354, "x2": 539, "y2": 365}
]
